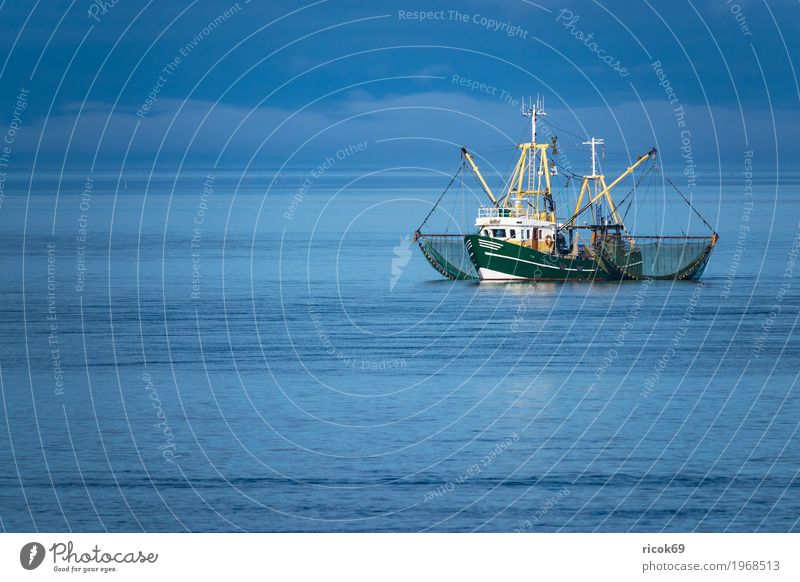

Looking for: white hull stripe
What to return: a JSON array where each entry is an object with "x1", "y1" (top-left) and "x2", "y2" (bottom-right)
[
  {"x1": 484, "y1": 251, "x2": 596, "y2": 273},
  {"x1": 478, "y1": 241, "x2": 503, "y2": 250},
  {"x1": 478, "y1": 267, "x2": 526, "y2": 280}
]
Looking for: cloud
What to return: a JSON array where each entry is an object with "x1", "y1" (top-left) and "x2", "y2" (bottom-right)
[{"x1": 8, "y1": 88, "x2": 794, "y2": 172}]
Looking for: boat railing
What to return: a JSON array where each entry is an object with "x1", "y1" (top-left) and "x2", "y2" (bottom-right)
[
  {"x1": 478, "y1": 207, "x2": 546, "y2": 218},
  {"x1": 476, "y1": 207, "x2": 553, "y2": 220},
  {"x1": 477, "y1": 207, "x2": 516, "y2": 218}
]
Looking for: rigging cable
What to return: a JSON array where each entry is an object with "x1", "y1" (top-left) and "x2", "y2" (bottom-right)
[
  {"x1": 416, "y1": 161, "x2": 464, "y2": 232},
  {"x1": 444, "y1": 172, "x2": 464, "y2": 233},
  {"x1": 617, "y1": 158, "x2": 657, "y2": 225},
  {"x1": 539, "y1": 118, "x2": 588, "y2": 143},
  {"x1": 660, "y1": 166, "x2": 717, "y2": 235}
]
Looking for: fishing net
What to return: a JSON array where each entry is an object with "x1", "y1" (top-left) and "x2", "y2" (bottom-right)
[
  {"x1": 415, "y1": 161, "x2": 481, "y2": 280},
  {"x1": 591, "y1": 157, "x2": 719, "y2": 280},
  {"x1": 595, "y1": 234, "x2": 717, "y2": 280},
  {"x1": 416, "y1": 233, "x2": 477, "y2": 280}
]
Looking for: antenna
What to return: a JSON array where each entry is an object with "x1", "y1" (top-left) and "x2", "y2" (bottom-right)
[
  {"x1": 582, "y1": 137, "x2": 604, "y2": 178},
  {"x1": 522, "y1": 95, "x2": 546, "y2": 144}
]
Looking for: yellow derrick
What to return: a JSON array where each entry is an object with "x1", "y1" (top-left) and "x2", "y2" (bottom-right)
[
  {"x1": 562, "y1": 147, "x2": 657, "y2": 231},
  {"x1": 461, "y1": 148, "x2": 497, "y2": 206}
]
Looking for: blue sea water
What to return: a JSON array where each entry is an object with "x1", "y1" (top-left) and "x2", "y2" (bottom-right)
[{"x1": 0, "y1": 170, "x2": 798, "y2": 532}]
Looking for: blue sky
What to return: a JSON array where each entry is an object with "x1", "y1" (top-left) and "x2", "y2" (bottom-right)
[{"x1": 0, "y1": 0, "x2": 797, "y2": 174}]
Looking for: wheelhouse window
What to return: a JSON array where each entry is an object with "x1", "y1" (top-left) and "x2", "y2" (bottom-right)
[
  {"x1": 491, "y1": 229, "x2": 507, "y2": 238},
  {"x1": 509, "y1": 229, "x2": 516, "y2": 238}
]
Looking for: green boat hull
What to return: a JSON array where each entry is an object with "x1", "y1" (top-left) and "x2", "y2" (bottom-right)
[{"x1": 465, "y1": 235, "x2": 612, "y2": 281}]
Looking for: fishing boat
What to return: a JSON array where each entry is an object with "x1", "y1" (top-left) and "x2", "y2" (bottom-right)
[{"x1": 415, "y1": 98, "x2": 718, "y2": 282}]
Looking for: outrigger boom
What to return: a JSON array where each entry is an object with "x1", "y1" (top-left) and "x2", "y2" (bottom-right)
[{"x1": 461, "y1": 148, "x2": 498, "y2": 206}]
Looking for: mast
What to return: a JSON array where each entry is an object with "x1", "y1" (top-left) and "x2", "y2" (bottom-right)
[
  {"x1": 563, "y1": 146, "x2": 657, "y2": 230},
  {"x1": 501, "y1": 96, "x2": 553, "y2": 213},
  {"x1": 463, "y1": 96, "x2": 555, "y2": 215},
  {"x1": 523, "y1": 95, "x2": 545, "y2": 145},
  {"x1": 582, "y1": 137, "x2": 604, "y2": 178}
]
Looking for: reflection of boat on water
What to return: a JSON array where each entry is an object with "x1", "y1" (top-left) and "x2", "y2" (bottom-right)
[{"x1": 414, "y1": 98, "x2": 718, "y2": 282}]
